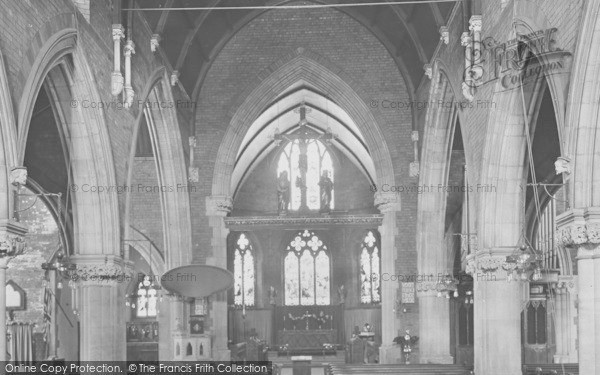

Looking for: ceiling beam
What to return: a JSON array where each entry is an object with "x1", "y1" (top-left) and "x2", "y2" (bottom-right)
[
  {"x1": 174, "y1": 0, "x2": 220, "y2": 70},
  {"x1": 155, "y1": 0, "x2": 174, "y2": 34},
  {"x1": 389, "y1": 5, "x2": 429, "y2": 64},
  {"x1": 429, "y1": 3, "x2": 445, "y2": 28}
]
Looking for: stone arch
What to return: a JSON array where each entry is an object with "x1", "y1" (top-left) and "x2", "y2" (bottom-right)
[
  {"x1": 0, "y1": 47, "x2": 18, "y2": 220},
  {"x1": 211, "y1": 49, "x2": 396, "y2": 198},
  {"x1": 13, "y1": 25, "x2": 125, "y2": 360},
  {"x1": 474, "y1": 13, "x2": 568, "y2": 374},
  {"x1": 124, "y1": 67, "x2": 192, "y2": 269},
  {"x1": 16, "y1": 27, "x2": 119, "y2": 258},
  {"x1": 126, "y1": 227, "x2": 166, "y2": 278},
  {"x1": 564, "y1": 0, "x2": 600, "y2": 208}
]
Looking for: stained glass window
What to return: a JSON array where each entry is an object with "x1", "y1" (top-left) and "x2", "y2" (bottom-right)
[
  {"x1": 233, "y1": 233, "x2": 255, "y2": 307},
  {"x1": 277, "y1": 139, "x2": 334, "y2": 211},
  {"x1": 360, "y1": 231, "x2": 381, "y2": 304},
  {"x1": 284, "y1": 230, "x2": 330, "y2": 305},
  {"x1": 136, "y1": 275, "x2": 158, "y2": 318}
]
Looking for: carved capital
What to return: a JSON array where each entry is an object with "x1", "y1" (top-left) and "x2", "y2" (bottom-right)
[
  {"x1": 469, "y1": 15, "x2": 482, "y2": 33},
  {"x1": 460, "y1": 32, "x2": 472, "y2": 47},
  {"x1": 374, "y1": 191, "x2": 400, "y2": 213},
  {"x1": 124, "y1": 40, "x2": 136, "y2": 56},
  {"x1": 206, "y1": 195, "x2": 233, "y2": 216},
  {"x1": 465, "y1": 252, "x2": 510, "y2": 278},
  {"x1": 111, "y1": 71, "x2": 124, "y2": 96},
  {"x1": 123, "y1": 85, "x2": 135, "y2": 108},
  {"x1": 555, "y1": 275, "x2": 577, "y2": 294},
  {"x1": 0, "y1": 220, "x2": 28, "y2": 258},
  {"x1": 171, "y1": 70, "x2": 180, "y2": 86},
  {"x1": 70, "y1": 256, "x2": 133, "y2": 287},
  {"x1": 73, "y1": 264, "x2": 133, "y2": 286},
  {"x1": 150, "y1": 34, "x2": 161, "y2": 53},
  {"x1": 9, "y1": 166, "x2": 27, "y2": 186},
  {"x1": 462, "y1": 82, "x2": 474, "y2": 102},
  {"x1": 112, "y1": 24, "x2": 125, "y2": 41},
  {"x1": 423, "y1": 64, "x2": 432, "y2": 79},
  {"x1": 188, "y1": 167, "x2": 199, "y2": 183},
  {"x1": 557, "y1": 223, "x2": 600, "y2": 247},
  {"x1": 409, "y1": 161, "x2": 420, "y2": 177},
  {"x1": 554, "y1": 156, "x2": 571, "y2": 175},
  {"x1": 439, "y1": 26, "x2": 449, "y2": 44}
]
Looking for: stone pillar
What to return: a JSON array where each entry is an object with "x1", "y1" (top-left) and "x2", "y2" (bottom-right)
[
  {"x1": 553, "y1": 276, "x2": 578, "y2": 363},
  {"x1": 0, "y1": 220, "x2": 27, "y2": 361},
  {"x1": 158, "y1": 295, "x2": 186, "y2": 360},
  {"x1": 0, "y1": 256, "x2": 6, "y2": 361},
  {"x1": 374, "y1": 191, "x2": 400, "y2": 364},
  {"x1": 417, "y1": 287, "x2": 453, "y2": 364},
  {"x1": 206, "y1": 195, "x2": 233, "y2": 360},
  {"x1": 73, "y1": 257, "x2": 131, "y2": 360},
  {"x1": 556, "y1": 208, "x2": 600, "y2": 374},
  {"x1": 467, "y1": 251, "x2": 522, "y2": 375}
]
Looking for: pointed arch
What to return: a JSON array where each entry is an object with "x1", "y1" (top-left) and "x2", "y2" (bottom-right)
[
  {"x1": 211, "y1": 50, "x2": 395, "y2": 199},
  {"x1": 124, "y1": 67, "x2": 192, "y2": 269}
]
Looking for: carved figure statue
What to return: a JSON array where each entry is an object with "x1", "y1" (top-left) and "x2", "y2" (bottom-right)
[
  {"x1": 318, "y1": 170, "x2": 333, "y2": 212},
  {"x1": 277, "y1": 171, "x2": 290, "y2": 214}
]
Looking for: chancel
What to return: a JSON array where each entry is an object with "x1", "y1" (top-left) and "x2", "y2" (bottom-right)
[{"x1": 0, "y1": 1, "x2": 599, "y2": 375}]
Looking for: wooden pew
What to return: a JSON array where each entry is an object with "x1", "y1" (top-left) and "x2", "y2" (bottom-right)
[
  {"x1": 522, "y1": 363, "x2": 579, "y2": 375},
  {"x1": 325, "y1": 363, "x2": 471, "y2": 375}
]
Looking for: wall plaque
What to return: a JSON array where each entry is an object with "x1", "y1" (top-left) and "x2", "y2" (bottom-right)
[{"x1": 401, "y1": 282, "x2": 415, "y2": 303}]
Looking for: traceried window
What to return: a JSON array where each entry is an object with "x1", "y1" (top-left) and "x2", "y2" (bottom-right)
[
  {"x1": 284, "y1": 230, "x2": 330, "y2": 305},
  {"x1": 360, "y1": 231, "x2": 381, "y2": 304},
  {"x1": 136, "y1": 275, "x2": 158, "y2": 318},
  {"x1": 233, "y1": 233, "x2": 255, "y2": 307},
  {"x1": 277, "y1": 139, "x2": 334, "y2": 211}
]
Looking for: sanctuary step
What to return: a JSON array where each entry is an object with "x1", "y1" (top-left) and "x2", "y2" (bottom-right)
[
  {"x1": 522, "y1": 363, "x2": 579, "y2": 375},
  {"x1": 269, "y1": 350, "x2": 346, "y2": 367},
  {"x1": 325, "y1": 364, "x2": 471, "y2": 375}
]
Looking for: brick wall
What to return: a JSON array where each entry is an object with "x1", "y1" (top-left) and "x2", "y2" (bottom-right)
[{"x1": 129, "y1": 158, "x2": 164, "y2": 254}]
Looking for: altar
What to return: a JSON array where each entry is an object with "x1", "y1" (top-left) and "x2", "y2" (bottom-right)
[
  {"x1": 275, "y1": 305, "x2": 342, "y2": 350},
  {"x1": 278, "y1": 330, "x2": 337, "y2": 351}
]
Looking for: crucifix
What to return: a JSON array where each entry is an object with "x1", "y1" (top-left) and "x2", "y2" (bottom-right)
[{"x1": 273, "y1": 103, "x2": 335, "y2": 212}]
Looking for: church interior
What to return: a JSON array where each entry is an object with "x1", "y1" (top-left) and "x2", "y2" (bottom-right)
[{"x1": 0, "y1": 0, "x2": 598, "y2": 374}]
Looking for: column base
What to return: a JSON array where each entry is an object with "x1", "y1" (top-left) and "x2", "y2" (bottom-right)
[
  {"x1": 378, "y1": 345, "x2": 401, "y2": 364},
  {"x1": 420, "y1": 354, "x2": 454, "y2": 364},
  {"x1": 213, "y1": 348, "x2": 231, "y2": 361}
]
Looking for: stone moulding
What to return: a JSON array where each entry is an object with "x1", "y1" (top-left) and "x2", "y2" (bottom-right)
[{"x1": 223, "y1": 214, "x2": 384, "y2": 229}]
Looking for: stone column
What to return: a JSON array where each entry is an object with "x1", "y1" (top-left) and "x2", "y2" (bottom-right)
[
  {"x1": 158, "y1": 294, "x2": 186, "y2": 360},
  {"x1": 206, "y1": 195, "x2": 233, "y2": 360},
  {"x1": 556, "y1": 208, "x2": 600, "y2": 374},
  {"x1": 417, "y1": 285, "x2": 453, "y2": 364},
  {"x1": 73, "y1": 257, "x2": 132, "y2": 360},
  {"x1": 374, "y1": 191, "x2": 400, "y2": 364},
  {"x1": 0, "y1": 220, "x2": 27, "y2": 361},
  {"x1": 0, "y1": 256, "x2": 6, "y2": 361},
  {"x1": 467, "y1": 251, "x2": 522, "y2": 375},
  {"x1": 553, "y1": 276, "x2": 578, "y2": 363}
]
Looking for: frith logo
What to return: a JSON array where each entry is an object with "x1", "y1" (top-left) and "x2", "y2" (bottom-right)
[{"x1": 465, "y1": 28, "x2": 572, "y2": 92}]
